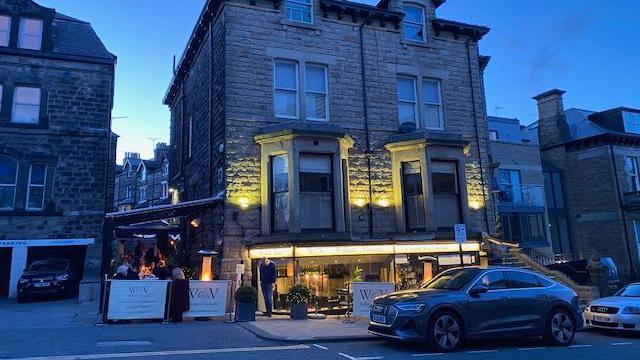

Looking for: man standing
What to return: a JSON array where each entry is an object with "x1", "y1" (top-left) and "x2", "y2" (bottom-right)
[{"x1": 259, "y1": 257, "x2": 276, "y2": 317}]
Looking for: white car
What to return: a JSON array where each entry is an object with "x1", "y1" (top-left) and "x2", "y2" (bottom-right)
[{"x1": 584, "y1": 283, "x2": 640, "y2": 331}]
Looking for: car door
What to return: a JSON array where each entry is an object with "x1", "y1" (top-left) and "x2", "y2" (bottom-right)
[
  {"x1": 465, "y1": 271, "x2": 515, "y2": 335},
  {"x1": 504, "y1": 270, "x2": 548, "y2": 332}
]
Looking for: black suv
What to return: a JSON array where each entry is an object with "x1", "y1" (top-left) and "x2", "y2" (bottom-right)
[{"x1": 17, "y1": 259, "x2": 79, "y2": 302}]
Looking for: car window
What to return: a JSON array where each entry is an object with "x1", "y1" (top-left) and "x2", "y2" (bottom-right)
[
  {"x1": 479, "y1": 271, "x2": 507, "y2": 290},
  {"x1": 616, "y1": 284, "x2": 640, "y2": 297},
  {"x1": 422, "y1": 268, "x2": 482, "y2": 290},
  {"x1": 506, "y1": 271, "x2": 541, "y2": 289},
  {"x1": 29, "y1": 261, "x2": 68, "y2": 271}
]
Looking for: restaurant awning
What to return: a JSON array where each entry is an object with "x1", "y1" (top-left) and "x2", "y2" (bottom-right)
[{"x1": 114, "y1": 220, "x2": 180, "y2": 239}]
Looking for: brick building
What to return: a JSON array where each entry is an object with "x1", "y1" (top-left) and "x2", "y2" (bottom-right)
[
  {"x1": 113, "y1": 143, "x2": 171, "y2": 212},
  {"x1": 0, "y1": 0, "x2": 115, "y2": 301},
  {"x1": 533, "y1": 89, "x2": 640, "y2": 276},
  {"x1": 488, "y1": 116, "x2": 551, "y2": 252},
  {"x1": 163, "y1": 0, "x2": 495, "y2": 312}
]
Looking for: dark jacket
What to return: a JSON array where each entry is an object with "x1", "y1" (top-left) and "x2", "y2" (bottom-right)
[
  {"x1": 113, "y1": 273, "x2": 127, "y2": 280},
  {"x1": 260, "y1": 261, "x2": 277, "y2": 284},
  {"x1": 126, "y1": 270, "x2": 140, "y2": 280},
  {"x1": 171, "y1": 279, "x2": 190, "y2": 320},
  {"x1": 153, "y1": 267, "x2": 171, "y2": 280}
]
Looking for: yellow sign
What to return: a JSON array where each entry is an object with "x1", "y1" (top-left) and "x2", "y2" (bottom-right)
[
  {"x1": 295, "y1": 245, "x2": 395, "y2": 258},
  {"x1": 249, "y1": 247, "x2": 294, "y2": 259}
]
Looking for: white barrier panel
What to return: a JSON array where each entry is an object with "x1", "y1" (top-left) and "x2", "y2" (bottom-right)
[
  {"x1": 184, "y1": 280, "x2": 229, "y2": 318},
  {"x1": 107, "y1": 280, "x2": 170, "y2": 320},
  {"x1": 352, "y1": 282, "x2": 395, "y2": 318}
]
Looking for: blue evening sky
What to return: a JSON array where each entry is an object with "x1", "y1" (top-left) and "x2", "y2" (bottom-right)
[{"x1": 38, "y1": 0, "x2": 640, "y2": 162}]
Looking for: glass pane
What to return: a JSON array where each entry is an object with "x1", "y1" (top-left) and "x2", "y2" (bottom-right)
[
  {"x1": 300, "y1": 173, "x2": 331, "y2": 192},
  {"x1": 396, "y1": 77, "x2": 415, "y2": 101},
  {"x1": 20, "y1": 35, "x2": 41, "y2": 50},
  {"x1": 15, "y1": 87, "x2": 41, "y2": 105},
  {"x1": 424, "y1": 104, "x2": 441, "y2": 129},
  {"x1": 286, "y1": 3, "x2": 312, "y2": 23},
  {"x1": 275, "y1": 62, "x2": 297, "y2": 89},
  {"x1": 21, "y1": 18, "x2": 42, "y2": 35},
  {"x1": 543, "y1": 173, "x2": 555, "y2": 208},
  {"x1": 403, "y1": 24, "x2": 424, "y2": 42},
  {"x1": 19, "y1": 19, "x2": 42, "y2": 50},
  {"x1": 405, "y1": 194, "x2": 425, "y2": 229},
  {"x1": 403, "y1": 172, "x2": 422, "y2": 196},
  {"x1": 0, "y1": 16, "x2": 9, "y2": 47},
  {"x1": 398, "y1": 102, "x2": 416, "y2": 125},
  {"x1": 300, "y1": 192, "x2": 332, "y2": 229},
  {"x1": 273, "y1": 192, "x2": 289, "y2": 232},
  {"x1": 30, "y1": 165, "x2": 46, "y2": 185},
  {"x1": 28, "y1": 186, "x2": 45, "y2": 209},
  {"x1": 478, "y1": 271, "x2": 507, "y2": 290},
  {"x1": 272, "y1": 155, "x2": 289, "y2": 192},
  {"x1": 431, "y1": 162, "x2": 457, "y2": 195},
  {"x1": 305, "y1": 93, "x2": 326, "y2": 120},
  {"x1": 275, "y1": 90, "x2": 297, "y2": 117},
  {"x1": 0, "y1": 157, "x2": 17, "y2": 184},
  {"x1": 0, "y1": 185, "x2": 15, "y2": 208},
  {"x1": 300, "y1": 154, "x2": 331, "y2": 173},
  {"x1": 402, "y1": 161, "x2": 421, "y2": 175},
  {"x1": 305, "y1": 66, "x2": 326, "y2": 93},
  {"x1": 507, "y1": 271, "x2": 540, "y2": 289},
  {"x1": 403, "y1": 6, "x2": 424, "y2": 23},
  {"x1": 422, "y1": 80, "x2": 440, "y2": 103}
]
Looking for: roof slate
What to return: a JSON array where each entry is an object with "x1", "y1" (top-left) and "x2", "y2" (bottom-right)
[{"x1": 51, "y1": 13, "x2": 115, "y2": 61}]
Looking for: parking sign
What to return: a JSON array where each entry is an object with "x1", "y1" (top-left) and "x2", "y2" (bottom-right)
[{"x1": 454, "y1": 224, "x2": 467, "y2": 243}]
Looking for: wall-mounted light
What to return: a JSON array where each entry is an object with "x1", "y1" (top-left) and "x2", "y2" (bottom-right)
[
  {"x1": 353, "y1": 198, "x2": 367, "y2": 208},
  {"x1": 190, "y1": 218, "x2": 201, "y2": 228},
  {"x1": 469, "y1": 200, "x2": 482, "y2": 210},
  {"x1": 376, "y1": 198, "x2": 391, "y2": 208},
  {"x1": 238, "y1": 197, "x2": 250, "y2": 209},
  {"x1": 169, "y1": 188, "x2": 176, "y2": 193}
]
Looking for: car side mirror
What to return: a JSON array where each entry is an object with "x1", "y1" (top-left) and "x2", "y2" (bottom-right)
[{"x1": 469, "y1": 285, "x2": 488, "y2": 297}]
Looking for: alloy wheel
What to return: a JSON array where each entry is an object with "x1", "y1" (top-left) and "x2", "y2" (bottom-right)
[
  {"x1": 551, "y1": 312, "x2": 573, "y2": 343},
  {"x1": 434, "y1": 314, "x2": 461, "y2": 350}
]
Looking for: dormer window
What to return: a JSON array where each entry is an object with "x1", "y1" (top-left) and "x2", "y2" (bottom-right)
[
  {"x1": 0, "y1": 16, "x2": 10, "y2": 47},
  {"x1": 285, "y1": 0, "x2": 313, "y2": 24},
  {"x1": 18, "y1": 18, "x2": 43, "y2": 50},
  {"x1": 403, "y1": 5, "x2": 426, "y2": 43}
]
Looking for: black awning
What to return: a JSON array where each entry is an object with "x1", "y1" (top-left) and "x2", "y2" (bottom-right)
[{"x1": 114, "y1": 220, "x2": 179, "y2": 239}]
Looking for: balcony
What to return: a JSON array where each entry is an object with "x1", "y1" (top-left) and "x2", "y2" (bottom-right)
[
  {"x1": 623, "y1": 191, "x2": 640, "y2": 209},
  {"x1": 496, "y1": 184, "x2": 545, "y2": 209}
]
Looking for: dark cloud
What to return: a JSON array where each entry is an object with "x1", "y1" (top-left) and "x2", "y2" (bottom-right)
[{"x1": 528, "y1": 46, "x2": 570, "y2": 85}]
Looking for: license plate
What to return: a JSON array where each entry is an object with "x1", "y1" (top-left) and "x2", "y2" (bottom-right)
[
  {"x1": 594, "y1": 315, "x2": 611, "y2": 322},
  {"x1": 372, "y1": 314, "x2": 386, "y2": 323},
  {"x1": 34, "y1": 282, "x2": 50, "y2": 287}
]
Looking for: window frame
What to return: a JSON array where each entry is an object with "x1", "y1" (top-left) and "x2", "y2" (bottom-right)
[
  {"x1": 161, "y1": 181, "x2": 169, "y2": 199},
  {"x1": 402, "y1": 4, "x2": 426, "y2": 43},
  {"x1": 304, "y1": 63, "x2": 329, "y2": 122},
  {"x1": 0, "y1": 15, "x2": 10, "y2": 47},
  {"x1": 397, "y1": 75, "x2": 419, "y2": 128},
  {"x1": 421, "y1": 78, "x2": 443, "y2": 130},
  {"x1": 401, "y1": 161, "x2": 426, "y2": 232},
  {"x1": 285, "y1": 0, "x2": 314, "y2": 24},
  {"x1": 138, "y1": 186, "x2": 147, "y2": 204},
  {"x1": 26, "y1": 163, "x2": 47, "y2": 211},
  {"x1": 18, "y1": 17, "x2": 43, "y2": 51},
  {"x1": 274, "y1": 60, "x2": 300, "y2": 120},
  {"x1": 489, "y1": 130, "x2": 499, "y2": 141},
  {"x1": 0, "y1": 155, "x2": 18, "y2": 210},
  {"x1": 299, "y1": 152, "x2": 335, "y2": 232},
  {"x1": 626, "y1": 156, "x2": 640, "y2": 192},
  {"x1": 11, "y1": 85, "x2": 42, "y2": 124},
  {"x1": 162, "y1": 159, "x2": 169, "y2": 176},
  {"x1": 270, "y1": 154, "x2": 290, "y2": 233}
]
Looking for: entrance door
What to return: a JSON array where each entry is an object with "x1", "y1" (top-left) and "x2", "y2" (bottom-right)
[
  {"x1": 431, "y1": 161, "x2": 461, "y2": 229},
  {"x1": 0, "y1": 248, "x2": 11, "y2": 297}
]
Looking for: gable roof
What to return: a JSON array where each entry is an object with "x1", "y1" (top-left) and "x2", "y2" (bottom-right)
[{"x1": 51, "y1": 13, "x2": 115, "y2": 61}]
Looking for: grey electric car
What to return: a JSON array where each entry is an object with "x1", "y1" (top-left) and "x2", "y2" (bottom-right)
[{"x1": 369, "y1": 266, "x2": 582, "y2": 352}]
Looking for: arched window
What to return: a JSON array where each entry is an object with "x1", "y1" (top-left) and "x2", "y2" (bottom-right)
[
  {"x1": 0, "y1": 155, "x2": 18, "y2": 209},
  {"x1": 403, "y1": 5, "x2": 426, "y2": 43}
]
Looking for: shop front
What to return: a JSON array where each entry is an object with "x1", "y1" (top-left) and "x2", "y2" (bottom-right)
[{"x1": 248, "y1": 241, "x2": 480, "y2": 314}]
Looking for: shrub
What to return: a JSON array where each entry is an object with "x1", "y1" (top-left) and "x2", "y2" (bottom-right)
[
  {"x1": 287, "y1": 283, "x2": 311, "y2": 304},
  {"x1": 235, "y1": 286, "x2": 258, "y2": 304}
]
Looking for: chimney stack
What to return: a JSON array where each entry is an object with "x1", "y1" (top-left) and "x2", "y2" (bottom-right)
[{"x1": 533, "y1": 89, "x2": 569, "y2": 147}]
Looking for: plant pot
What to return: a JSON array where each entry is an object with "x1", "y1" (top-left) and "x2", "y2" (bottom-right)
[
  {"x1": 290, "y1": 302, "x2": 308, "y2": 320},
  {"x1": 235, "y1": 302, "x2": 256, "y2": 322}
]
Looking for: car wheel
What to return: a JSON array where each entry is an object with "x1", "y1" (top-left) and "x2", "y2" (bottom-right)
[
  {"x1": 427, "y1": 310, "x2": 464, "y2": 352},
  {"x1": 544, "y1": 308, "x2": 575, "y2": 346}
]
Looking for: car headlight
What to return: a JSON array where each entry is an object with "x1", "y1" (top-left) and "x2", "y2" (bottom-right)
[
  {"x1": 55, "y1": 274, "x2": 69, "y2": 281},
  {"x1": 622, "y1": 306, "x2": 640, "y2": 314},
  {"x1": 396, "y1": 303, "x2": 426, "y2": 312},
  {"x1": 18, "y1": 278, "x2": 29, "y2": 284}
]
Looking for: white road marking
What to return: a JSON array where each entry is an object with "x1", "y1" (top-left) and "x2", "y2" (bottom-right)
[
  {"x1": 5, "y1": 344, "x2": 310, "y2": 360},
  {"x1": 338, "y1": 353, "x2": 383, "y2": 360},
  {"x1": 568, "y1": 344, "x2": 592, "y2": 348},
  {"x1": 466, "y1": 349, "x2": 499, "y2": 354},
  {"x1": 96, "y1": 341, "x2": 153, "y2": 347},
  {"x1": 517, "y1": 347, "x2": 546, "y2": 351},
  {"x1": 611, "y1": 342, "x2": 633, "y2": 346},
  {"x1": 312, "y1": 344, "x2": 329, "y2": 350},
  {"x1": 412, "y1": 353, "x2": 444, "y2": 357}
]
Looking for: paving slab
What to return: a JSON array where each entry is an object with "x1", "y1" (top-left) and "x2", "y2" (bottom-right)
[{"x1": 240, "y1": 315, "x2": 377, "y2": 342}]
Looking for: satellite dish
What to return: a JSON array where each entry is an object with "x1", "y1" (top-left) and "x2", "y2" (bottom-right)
[{"x1": 399, "y1": 122, "x2": 417, "y2": 133}]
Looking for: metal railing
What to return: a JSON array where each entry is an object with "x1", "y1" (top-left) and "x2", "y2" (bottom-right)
[
  {"x1": 496, "y1": 184, "x2": 545, "y2": 208},
  {"x1": 521, "y1": 248, "x2": 591, "y2": 286}
]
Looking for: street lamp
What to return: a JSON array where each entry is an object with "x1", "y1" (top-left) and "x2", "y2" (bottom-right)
[{"x1": 198, "y1": 249, "x2": 218, "y2": 281}]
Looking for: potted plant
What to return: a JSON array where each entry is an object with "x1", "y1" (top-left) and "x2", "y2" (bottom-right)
[
  {"x1": 287, "y1": 283, "x2": 311, "y2": 320},
  {"x1": 235, "y1": 286, "x2": 257, "y2": 322}
]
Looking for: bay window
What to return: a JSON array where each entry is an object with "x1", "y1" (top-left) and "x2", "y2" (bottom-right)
[
  {"x1": 403, "y1": 5, "x2": 426, "y2": 42},
  {"x1": 431, "y1": 161, "x2": 461, "y2": 228},
  {"x1": 12, "y1": 86, "x2": 41, "y2": 124},
  {"x1": 422, "y1": 79, "x2": 443, "y2": 129},
  {"x1": 274, "y1": 60, "x2": 299, "y2": 118},
  {"x1": 402, "y1": 161, "x2": 425, "y2": 231},
  {"x1": 271, "y1": 155, "x2": 289, "y2": 232},
  {"x1": 299, "y1": 154, "x2": 333, "y2": 230},
  {"x1": 18, "y1": 18, "x2": 43, "y2": 50},
  {"x1": 0, "y1": 155, "x2": 18, "y2": 210},
  {"x1": 397, "y1": 76, "x2": 418, "y2": 127},
  {"x1": 26, "y1": 164, "x2": 46, "y2": 210},
  {"x1": 0, "y1": 15, "x2": 10, "y2": 47}
]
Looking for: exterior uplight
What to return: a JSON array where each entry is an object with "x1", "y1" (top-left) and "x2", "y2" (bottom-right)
[
  {"x1": 377, "y1": 198, "x2": 390, "y2": 208},
  {"x1": 238, "y1": 197, "x2": 250, "y2": 209},
  {"x1": 354, "y1": 198, "x2": 367, "y2": 208}
]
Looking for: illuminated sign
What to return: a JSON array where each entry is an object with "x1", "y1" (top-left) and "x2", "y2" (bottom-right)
[
  {"x1": 249, "y1": 247, "x2": 294, "y2": 259},
  {"x1": 295, "y1": 245, "x2": 395, "y2": 257}
]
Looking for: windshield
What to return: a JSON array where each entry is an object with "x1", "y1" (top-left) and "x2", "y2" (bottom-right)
[
  {"x1": 421, "y1": 268, "x2": 482, "y2": 291},
  {"x1": 616, "y1": 284, "x2": 640, "y2": 297},
  {"x1": 29, "y1": 261, "x2": 68, "y2": 272}
]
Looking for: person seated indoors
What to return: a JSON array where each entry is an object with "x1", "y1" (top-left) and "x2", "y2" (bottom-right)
[{"x1": 113, "y1": 265, "x2": 130, "y2": 280}]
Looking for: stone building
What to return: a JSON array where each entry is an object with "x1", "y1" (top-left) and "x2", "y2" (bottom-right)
[
  {"x1": 533, "y1": 89, "x2": 640, "y2": 277},
  {"x1": 163, "y1": 0, "x2": 495, "y2": 311},
  {"x1": 488, "y1": 116, "x2": 551, "y2": 252},
  {"x1": 113, "y1": 143, "x2": 171, "y2": 212},
  {"x1": 0, "y1": 0, "x2": 115, "y2": 301}
]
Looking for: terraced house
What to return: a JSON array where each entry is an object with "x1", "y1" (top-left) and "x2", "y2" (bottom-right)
[
  {"x1": 164, "y1": 0, "x2": 495, "y2": 312},
  {"x1": 0, "y1": 0, "x2": 115, "y2": 301}
]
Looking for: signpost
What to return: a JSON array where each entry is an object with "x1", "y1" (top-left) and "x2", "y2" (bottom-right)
[
  {"x1": 454, "y1": 224, "x2": 467, "y2": 266},
  {"x1": 351, "y1": 282, "x2": 395, "y2": 319}
]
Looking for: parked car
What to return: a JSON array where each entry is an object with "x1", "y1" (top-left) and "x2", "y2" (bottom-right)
[
  {"x1": 17, "y1": 259, "x2": 79, "y2": 302},
  {"x1": 584, "y1": 283, "x2": 640, "y2": 332},
  {"x1": 368, "y1": 266, "x2": 582, "y2": 352}
]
